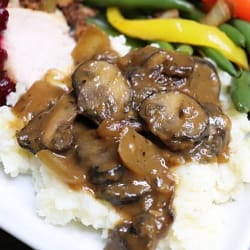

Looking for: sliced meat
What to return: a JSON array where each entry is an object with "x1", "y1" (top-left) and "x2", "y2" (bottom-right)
[
  {"x1": 5, "y1": 8, "x2": 75, "y2": 89},
  {"x1": 72, "y1": 60, "x2": 132, "y2": 124},
  {"x1": 17, "y1": 93, "x2": 77, "y2": 153},
  {"x1": 139, "y1": 91, "x2": 209, "y2": 151}
]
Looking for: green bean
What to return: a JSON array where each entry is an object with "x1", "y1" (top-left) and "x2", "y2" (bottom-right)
[
  {"x1": 219, "y1": 23, "x2": 246, "y2": 48},
  {"x1": 126, "y1": 38, "x2": 146, "y2": 49},
  {"x1": 176, "y1": 44, "x2": 193, "y2": 55},
  {"x1": 87, "y1": 15, "x2": 145, "y2": 49},
  {"x1": 231, "y1": 19, "x2": 250, "y2": 55},
  {"x1": 154, "y1": 41, "x2": 174, "y2": 51},
  {"x1": 231, "y1": 71, "x2": 250, "y2": 113},
  {"x1": 85, "y1": 0, "x2": 204, "y2": 21},
  {"x1": 200, "y1": 47, "x2": 239, "y2": 77},
  {"x1": 87, "y1": 16, "x2": 119, "y2": 36}
]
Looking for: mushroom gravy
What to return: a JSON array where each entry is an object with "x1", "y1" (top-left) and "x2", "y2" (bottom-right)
[{"x1": 14, "y1": 46, "x2": 231, "y2": 250}]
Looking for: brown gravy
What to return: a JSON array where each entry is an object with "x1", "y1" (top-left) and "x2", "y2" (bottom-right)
[{"x1": 13, "y1": 47, "x2": 231, "y2": 250}]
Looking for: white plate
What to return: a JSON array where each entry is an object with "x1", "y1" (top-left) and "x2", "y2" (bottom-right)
[{"x1": 1, "y1": 167, "x2": 250, "y2": 250}]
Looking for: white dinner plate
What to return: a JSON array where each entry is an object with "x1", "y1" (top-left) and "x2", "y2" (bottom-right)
[{"x1": 1, "y1": 166, "x2": 250, "y2": 250}]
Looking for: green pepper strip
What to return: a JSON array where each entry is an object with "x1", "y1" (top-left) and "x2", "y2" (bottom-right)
[
  {"x1": 85, "y1": 0, "x2": 204, "y2": 21},
  {"x1": 107, "y1": 7, "x2": 248, "y2": 69}
]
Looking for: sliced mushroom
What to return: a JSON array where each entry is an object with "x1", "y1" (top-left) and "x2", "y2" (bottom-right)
[
  {"x1": 186, "y1": 103, "x2": 231, "y2": 161},
  {"x1": 146, "y1": 49, "x2": 194, "y2": 78},
  {"x1": 104, "y1": 228, "x2": 128, "y2": 250},
  {"x1": 117, "y1": 46, "x2": 160, "y2": 71},
  {"x1": 75, "y1": 128, "x2": 120, "y2": 170},
  {"x1": 97, "y1": 119, "x2": 142, "y2": 139},
  {"x1": 88, "y1": 164, "x2": 124, "y2": 185},
  {"x1": 105, "y1": 207, "x2": 172, "y2": 250},
  {"x1": 186, "y1": 58, "x2": 220, "y2": 105},
  {"x1": 105, "y1": 221, "x2": 153, "y2": 250},
  {"x1": 17, "y1": 93, "x2": 77, "y2": 153},
  {"x1": 17, "y1": 111, "x2": 48, "y2": 154},
  {"x1": 139, "y1": 91, "x2": 209, "y2": 151},
  {"x1": 72, "y1": 60, "x2": 132, "y2": 124},
  {"x1": 118, "y1": 46, "x2": 193, "y2": 79},
  {"x1": 206, "y1": 103, "x2": 231, "y2": 150},
  {"x1": 41, "y1": 93, "x2": 77, "y2": 152},
  {"x1": 132, "y1": 212, "x2": 160, "y2": 238},
  {"x1": 98, "y1": 179, "x2": 152, "y2": 205},
  {"x1": 117, "y1": 46, "x2": 194, "y2": 111}
]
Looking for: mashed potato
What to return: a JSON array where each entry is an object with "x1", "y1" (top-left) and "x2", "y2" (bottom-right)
[{"x1": 1, "y1": 6, "x2": 250, "y2": 250}]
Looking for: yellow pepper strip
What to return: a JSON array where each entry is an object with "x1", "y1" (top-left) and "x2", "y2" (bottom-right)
[{"x1": 107, "y1": 7, "x2": 248, "y2": 69}]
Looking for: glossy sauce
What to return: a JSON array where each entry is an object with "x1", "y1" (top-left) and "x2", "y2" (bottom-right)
[
  {"x1": 13, "y1": 80, "x2": 66, "y2": 122},
  {"x1": 13, "y1": 47, "x2": 231, "y2": 250}
]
